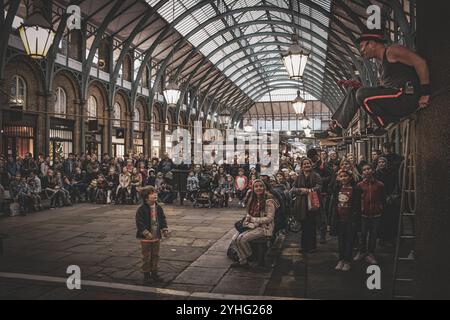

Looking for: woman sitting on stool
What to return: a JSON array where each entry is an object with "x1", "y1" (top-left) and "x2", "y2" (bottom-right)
[{"x1": 231, "y1": 179, "x2": 278, "y2": 268}]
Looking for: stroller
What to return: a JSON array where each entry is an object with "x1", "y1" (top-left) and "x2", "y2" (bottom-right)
[{"x1": 194, "y1": 171, "x2": 213, "y2": 208}]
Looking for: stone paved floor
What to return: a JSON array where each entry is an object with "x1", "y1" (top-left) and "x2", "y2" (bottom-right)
[{"x1": 0, "y1": 203, "x2": 395, "y2": 300}]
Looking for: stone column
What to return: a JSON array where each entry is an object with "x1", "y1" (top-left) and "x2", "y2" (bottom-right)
[{"x1": 415, "y1": 0, "x2": 450, "y2": 299}]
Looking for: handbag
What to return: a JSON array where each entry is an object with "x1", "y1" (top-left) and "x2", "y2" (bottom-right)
[
  {"x1": 308, "y1": 191, "x2": 321, "y2": 211},
  {"x1": 234, "y1": 218, "x2": 250, "y2": 233}
]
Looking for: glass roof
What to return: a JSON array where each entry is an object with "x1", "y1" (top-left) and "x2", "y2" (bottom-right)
[{"x1": 146, "y1": 0, "x2": 332, "y2": 102}]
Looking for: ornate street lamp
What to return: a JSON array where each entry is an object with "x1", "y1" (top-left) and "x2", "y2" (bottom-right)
[
  {"x1": 18, "y1": 2, "x2": 55, "y2": 59},
  {"x1": 282, "y1": 34, "x2": 309, "y2": 79},
  {"x1": 163, "y1": 80, "x2": 181, "y2": 106},
  {"x1": 218, "y1": 108, "x2": 231, "y2": 126},
  {"x1": 292, "y1": 89, "x2": 306, "y2": 114}
]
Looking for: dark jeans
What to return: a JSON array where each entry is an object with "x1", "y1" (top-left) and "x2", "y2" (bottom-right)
[
  {"x1": 337, "y1": 220, "x2": 355, "y2": 261},
  {"x1": 301, "y1": 211, "x2": 317, "y2": 251},
  {"x1": 159, "y1": 191, "x2": 176, "y2": 204},
  {"x1": 360, "y1": 216, "x2": 381, "y2": 254}
]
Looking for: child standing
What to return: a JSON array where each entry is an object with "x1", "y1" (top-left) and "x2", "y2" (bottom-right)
[
  {"x1": 135, "y1": 186, "x2": 169, "y2": 284},
  {"x1": 355, "y1": 164, "x2": 385, "y2": 264},
  {"x1": 333, "y1": 170, "x2": 361, "y2": 271}
]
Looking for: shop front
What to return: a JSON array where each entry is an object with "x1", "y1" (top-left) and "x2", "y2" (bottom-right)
[
  {"x1": 112, "y1": 128, "x2": 125, "y2": 158},
  {"x1": 133, "y1": 132, "x2": 144, "y2": 155},
  {"x1": 49, "y1": 118, "x2": 74, "y2": 163},
  {"x1": 86, "y1": 126, "x2": 103, "y2": 160},
  {"x1": 2, "y1": 111, "x2": 36, "y2": 158}
]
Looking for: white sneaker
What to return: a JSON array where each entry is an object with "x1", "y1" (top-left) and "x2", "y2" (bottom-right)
[
  {"x1": 365, "y1": 254, "x2": 378, "y2": 265},
  {"x1": 341, "y1": 262, "x2": 351, "y2": 272},
  {"x1": 335, "y1": 261, "x2": 344, "y2": 271},
  {"x1": 353, "y1": 252, "x2": 364, "y2": 261}
]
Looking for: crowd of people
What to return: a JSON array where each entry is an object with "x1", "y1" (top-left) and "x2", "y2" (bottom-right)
[
  {"x1": 0, "y1": 141, "x2": 403, "y2": 273},
  {"x1": 229, "y1": 142, "x2": 403, "y2": 272}
]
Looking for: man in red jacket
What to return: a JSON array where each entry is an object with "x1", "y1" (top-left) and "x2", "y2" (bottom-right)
[{"x1": 355, "y1": 164, "x2": 386, "y2": 265}]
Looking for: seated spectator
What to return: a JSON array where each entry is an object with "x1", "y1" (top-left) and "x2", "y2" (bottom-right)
[
  {"x1": 94, "y1": 174, "x2": 108, "y2": 204},
  {"x1": 10, "y1": 174, "x2": 31, "y2": 215},
  {"x1": 106, "y1": 168, "x2": 118, "y2": 204},
  {"x1": 147, "y1": 169, "x2": 156, "y2": 187},
  {"x1": 116, "y1": 167, "x2": 131, "y2": 204},
  {"x1": 55, "y1": 171, "x2": 72, "y2": 206},
  {"x1": 159, "y1": 174, "x2": 176, "y2": 204},
  {"x1": 28, "y1": 171, "x2": 42, "y2": 211},
  {"x1": 231, "y1": 179, "x2": 278, "y2": 268},
  {"x1": 130, "y1": 167, "x2": 143, "y2": 204},
  {"x1": 154, "y1": 172, "x2": 164, "y2": 192}
]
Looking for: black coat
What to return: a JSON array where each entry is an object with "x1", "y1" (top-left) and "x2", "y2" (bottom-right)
[{"x1": 135, "y1": 203, "x2": 168, "y2": 239}]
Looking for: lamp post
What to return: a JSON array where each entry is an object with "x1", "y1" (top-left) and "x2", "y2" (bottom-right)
[
  {"x1": 18, "y1": 1, "x2": 55, "y2": 59},
  {"x1": 282, "y1": 34, "x2": 309, "y2": 79}
]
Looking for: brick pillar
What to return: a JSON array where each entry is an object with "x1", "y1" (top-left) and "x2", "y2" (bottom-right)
[{"x1": 415, "y1": 0, "x2": 450, "y2": 299}]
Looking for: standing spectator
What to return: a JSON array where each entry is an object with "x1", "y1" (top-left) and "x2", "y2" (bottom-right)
[
  {"x1": 63, "y1": 153, "x2": 76, "y2": 178},
  {"x1": 235, "y1": 168, "x2": 248, "y2": 207},
  {"x1": 6, "y1": 155, "x2": 20, "y2": 178},
  {"x1": 291, "y1": 158, "x2": 322, "y2": 254},
  {"x1": 332, "y1": 170, "x2": 361, "y2": 272},
  {"x1": 355, "y1": 164, "x2": 386, "y2": 264},
  {"x1": 135, "y1": 186, "x2": 169, "y2": 284},
  {"x1": 371, "y1": 150, "x2": 382, "y2": 169},
  {"x1": 40, "y1": 156, "x2": 50, "y2": 178},
  {"x1": 375, "y1": 157, "x2": 399, "y2": 247}
]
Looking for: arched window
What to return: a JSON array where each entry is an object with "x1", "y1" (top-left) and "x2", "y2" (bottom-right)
[
  {"x1": 10, "y1": 75, "x2": 27, "y2": 109},
  {"x1": 87, "y1": 96, "x2": 97, "y2": 119},
  {"x1": 113, "y1": 103, "x2": 121, "y2": 127},
  {"x1": 134, "y1": 109, "x2": 140, "y2": 131},
  {"x1": 54, "y1": 87, "x2": 67, "y2": 118}
]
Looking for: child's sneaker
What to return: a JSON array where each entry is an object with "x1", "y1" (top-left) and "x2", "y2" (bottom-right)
[
  {"x1": 335, "y1": 261, "x2": 344, "y2": 271},
  {"x1": 353, "y1": 251, "x2": 364, "y2": 261},
  {"x1": 341, "y1": 262, "x2": 351, "y2": 272},
  {"x1": 365, "y1": 254, "x2": 378, "y2": 265}
]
